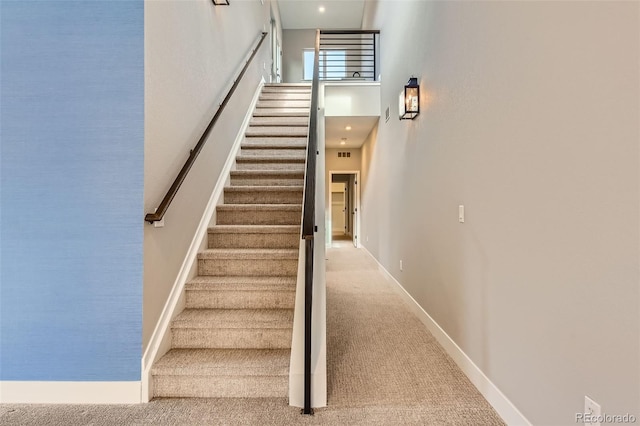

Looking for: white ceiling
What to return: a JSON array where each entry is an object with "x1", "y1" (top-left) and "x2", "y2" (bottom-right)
[
  {"x1": 325, "y1": 116, "x2": 379, "y2": 149},
  {"x1": 278, "y1": 0, "x2": 366, "y2": 30}
]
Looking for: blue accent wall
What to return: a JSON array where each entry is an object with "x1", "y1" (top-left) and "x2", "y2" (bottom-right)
[{"x1": 0, "y1": 1, "x2": 143, "y2": 381}]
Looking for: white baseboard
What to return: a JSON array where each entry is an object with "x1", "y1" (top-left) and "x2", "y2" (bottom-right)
[
  {"x1": 140, "y1": 78, "x2": 266, "y2": 402},
  {"x1": 360, "y1": 246, "x2": 531, "y2": 426},
  {"x1": 0, "y1": 381, "x2": 140, "y2": 404}
]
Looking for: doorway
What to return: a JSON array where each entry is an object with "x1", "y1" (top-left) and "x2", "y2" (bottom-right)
[
  {"x1": 270, "y1": 18, "x2": 282, "y2": 83},
  {"x1": 329, "y1": 171, "x2": 360, "y2": 248}
]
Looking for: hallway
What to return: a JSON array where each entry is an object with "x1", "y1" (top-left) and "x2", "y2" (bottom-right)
[
  {"x1": 0, "y1": 244, "x2": 503, "y2": 425},
  {"x1": 323, "y1": 242, "x2": 503, "y2": 422}
]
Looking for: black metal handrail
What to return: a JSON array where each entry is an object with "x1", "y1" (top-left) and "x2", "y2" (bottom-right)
[
  {"x1": 318, "y1": 30, "x2": 380, "y2": 81},
  {"x1": 301, "y1": 29, "x2": 320, "y2": 415},
  {"x1": 145, "y1": 31, "x2": 268, "y2": 224}
]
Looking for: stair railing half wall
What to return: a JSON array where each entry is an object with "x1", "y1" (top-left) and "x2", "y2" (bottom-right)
[
  {"x1": 318, "y1": 30, "x2": 380, "y2": 81},
  {"x1": 145, "y1": 31, "x2": 268, "y2": 224},
  {"x1": 300, "y1": 29, "x2": 320, "y2": 415}
]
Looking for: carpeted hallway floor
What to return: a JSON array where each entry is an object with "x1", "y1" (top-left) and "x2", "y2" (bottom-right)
[{"x1": 0, "y1": 243, "x2": 504, "y2": 425}]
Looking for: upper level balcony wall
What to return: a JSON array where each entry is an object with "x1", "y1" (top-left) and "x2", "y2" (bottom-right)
[
  {"x1": 282, "y1": 29, "x2": 380, "y2": 84},
  {"x1": 323, "y1": 82, "x2": 380, "y2": 117}
]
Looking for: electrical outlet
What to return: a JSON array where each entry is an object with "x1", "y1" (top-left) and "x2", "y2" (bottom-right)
[
  {"x1": 366, "y1": 236, "x2": 369, "y2": 242},
  {"x1": 584, "y1": 396, "x2": 601, "y2": 426},
  {"x1": 458, "y1": 205, "x2": 465, "y2": 223},
  {"x1": 400, "y1": 260, "x2": 403, "y2": 271}
]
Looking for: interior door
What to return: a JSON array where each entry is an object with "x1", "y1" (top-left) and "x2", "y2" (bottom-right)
[
  {"x1": 276, "y1": 42, "x2": 282, "y2": 83},
  {"x1": 351, "y1": 176, "x2": 357, "y2": 247},
  {"x1": 331, "y1": 183, "x2": 346, "y2": 235}
]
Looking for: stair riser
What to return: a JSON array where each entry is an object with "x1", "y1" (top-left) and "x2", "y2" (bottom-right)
[
  {"x1": 242, "y1": 143, "x2": 307, "y2": 151},
  {"x1": 198, "y1": 258, "x2": 298, "y2": 276},
  {"x1": 246, "y1": 127, "x2": 308, "y2": 137},
  {"x1": 240, "y1": 148, "x2": 306, "y2": 157},
  {"x1": 256, "y1": 101, "x2": 310, "y2": 109},
  {"x1": 216, "y1": 209, "x2": 301, "y2": 225},
  {"x1": 250, "y1": 117, "x2": 309, "y2": 126},
  {"x1": 172, "y1": 328, "x2": 292, "y2": 349},
  {"x1": 208, "y1": 232, "x2": 299, "y2": 249},
  {"x1": 185, "y1": 290, "x2": 295, "y2": 309},
  {"x1": 263, "y1": 85, "x2": 310, "y2": 89},
  {"x1": 224, "y1": 190, "x2": 302, "y2": 204},
  {"x1": 230, "y1": 177, "x2": 304, "y2": 186},
  {"x1": 259, "y1": 94, "x2": 310, "y2": 101},
  {"x1": 244, "y1": 136, "x2": 307, "y2": 145},
  {"x1": 235, "y1": 162, "x2": 305, "y2": 171},
  {"x1": 253, "y1": 109, "x2": 309, "y2": 117},
  {"x1": 153, "y1": 375, "x2": 287, "y2": 398},
  {"x1": 261, "y1": 91, "x2": 310, "y2": 96}
]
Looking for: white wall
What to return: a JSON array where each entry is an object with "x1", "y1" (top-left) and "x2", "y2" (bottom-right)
[
  {"x1": 324, "y1": 83, "x2": 380, "y2": 117},
  {"x1": 282, "y1": 29, "x2": 316, "y2": 83},
  {"x1": 144, "y1": 0, "x2": 273, "y2": 349},
  {"x1": 362, "y1": 1, "x2": 639, "y2": 424}
]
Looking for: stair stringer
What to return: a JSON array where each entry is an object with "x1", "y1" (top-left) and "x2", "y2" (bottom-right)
[{"x1": 140, "y1": 78, "x2": 265, "y2": 402}]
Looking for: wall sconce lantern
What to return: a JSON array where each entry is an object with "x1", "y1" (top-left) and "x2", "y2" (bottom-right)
[
  {"x1": 399, "y1": 77, "x2": 420, "y2": 120},
  {"x1": 212, "y1": 0, "x2": 230, "y2": 5}
]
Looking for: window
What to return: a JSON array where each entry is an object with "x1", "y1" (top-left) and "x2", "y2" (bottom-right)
[{"x1": 303, "y1": 49, "x2": 346, "y2": 80}]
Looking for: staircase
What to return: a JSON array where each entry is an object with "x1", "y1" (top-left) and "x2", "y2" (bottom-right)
[{"x1": 151, "y1": 84, "x2": 311, "y2": 398}]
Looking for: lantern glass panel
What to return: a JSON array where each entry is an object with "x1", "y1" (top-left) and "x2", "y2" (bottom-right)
[{"x1": 405, "y1": 87, "x2": 419, "y2": 113}]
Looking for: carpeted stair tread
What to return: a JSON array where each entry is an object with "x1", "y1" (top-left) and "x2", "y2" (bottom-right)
[
  {"x1": 242, "y1": 137, "x2": 308, "y2": 147},
  {"x1": 172, "y1": 308, "x2": 294, "y2": 329},
  {"x1": 230, "y1": 170, "x2": 305, "y2": 177},
  {"x1": 223, "y1": 186, "x2": 303, "y2": 204},
  {"x1": 207, "y1": 225, "x2": 300, "y2": 249},
  {"x1": 253, "y1": 109, "x2": 309, "y2": 117},
  {"x1": 236, "y1": 155, "x2": 305, "y2": 162},
  {"x1": 208, "y1": 225, "x2": 299, "y2": 234},
  {"x1": 240, "y1": 149, "x2": 306, "y2": 158},
  {"x1": 262, "y1": 87, "x2": 310, "y2": 93},
  {"x1": 186, "y1": 275, "x2": 296, "y2": 292},
  {"x1": 151, "y1": 348, "x2": 290, "y2": 376},
  {"x1": 257, "y1": 95, "x2": 310, "y2": 102},
  {"x1": 198, "y1": 248, "x2": 298, "y2": 260},
  {"x1": 215, "y1": 204, "x2": 302, "y2": 225},
  {"x1": 244, "y1": 135, "x2": 308, "y2": 141},
  {"x1": 245, "y1": 126, "x2": 308, "y2": 137},
  {"x1": 264, "y1": 83, "x2": 310, "y2": 87},
  {"x1": 224, "y1": 185, "x2": 303, "y2": 192},
  {"x1": 188, "y1": 275, "x2": 296, "y2": 285},
  {"x1": 260, "y1": 90, "x2": 311, "y2": 95},
  {"x1": 256, "y1": 101, "x2": 310, "y2": 110},
  {"x1": 185, "y1": 277, "x2": 296, "y2": 309},
  {"x1": 242, "y1": 142, "x2": 307, "y2": 149},
  {"x1": 217, "y1": 203, "x2": 302, "y2": 211}
]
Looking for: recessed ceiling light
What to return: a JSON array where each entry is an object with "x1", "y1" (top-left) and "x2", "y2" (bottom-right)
[
  {"x1": 345, "y1": 125, "x2": 352, "y2": 131},
  {"x1": 340, "y1": 141, "x2": 346, "y2": 145},
  {"x1": 318, "y1": 6, "x2": 325, "y2": 13},
  {"x1": 340, "y1": 138, "x2": 347, "y2": 145}
]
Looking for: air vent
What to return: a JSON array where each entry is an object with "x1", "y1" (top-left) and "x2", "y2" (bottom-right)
[
  {"x1": 338, "y1": 152, "x2": 351, "y2": 158},
  {"x1": 385, "y1": 106, "x2": 390, "y2": 122}
]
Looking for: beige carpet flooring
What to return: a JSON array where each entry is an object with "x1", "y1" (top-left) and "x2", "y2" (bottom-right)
[{"x1": 0, "y1": 244, "x2": 504, "y2": 425}]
